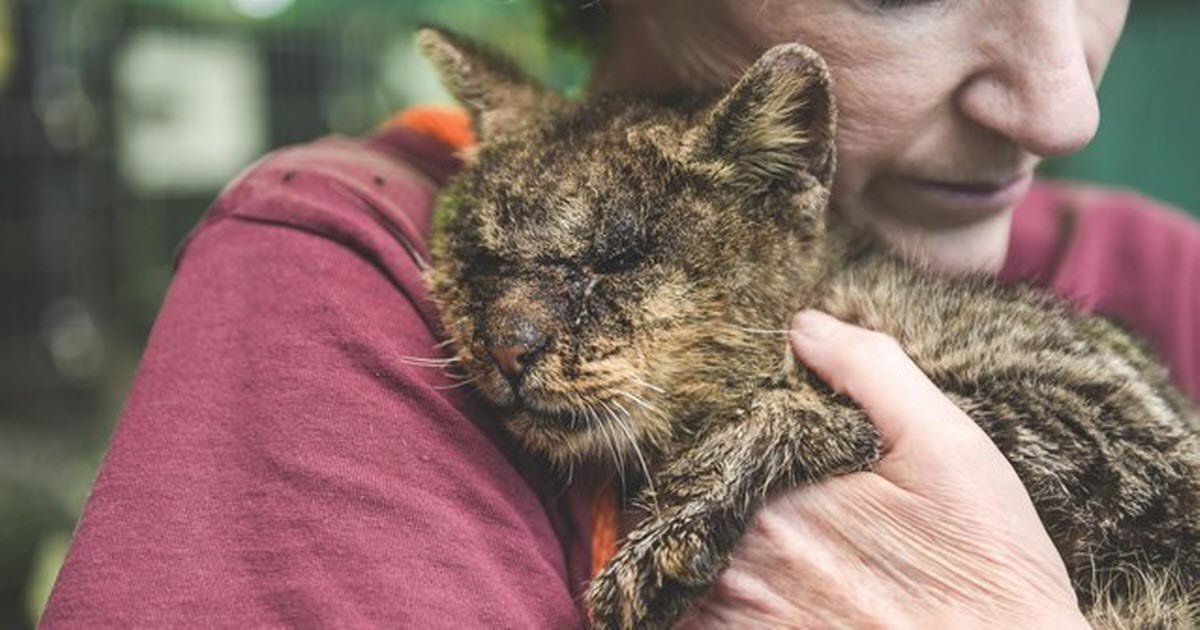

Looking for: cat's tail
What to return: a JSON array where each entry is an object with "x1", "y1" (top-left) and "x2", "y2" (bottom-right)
[{"x1": 1083, "y1": 566, "x2": 1198, "y2": 630}]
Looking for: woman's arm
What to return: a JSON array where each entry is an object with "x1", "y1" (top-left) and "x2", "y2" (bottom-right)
[{"x1": 41, "y1": 130, "x2": 590, "y2": 627}]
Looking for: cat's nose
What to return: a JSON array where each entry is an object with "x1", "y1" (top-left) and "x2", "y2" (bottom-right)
[
  {"x1": 488, "y1": 329, "x2": 548, "y2": 386},
  {"x1": 490, "y1": 344, "x2": 533, "y2": 382}
]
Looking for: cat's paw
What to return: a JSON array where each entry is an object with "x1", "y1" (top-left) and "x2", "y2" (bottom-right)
[{"x1": 585, "y1": 513, "x2": 723, "y2": 630}]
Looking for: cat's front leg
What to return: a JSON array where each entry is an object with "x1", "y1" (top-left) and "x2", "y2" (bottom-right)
[{"x1": 585, "y1": 387, "x2": 880, "y2": 630}]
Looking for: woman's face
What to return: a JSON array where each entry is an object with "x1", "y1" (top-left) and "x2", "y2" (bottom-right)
[{"x1": 597, "y1": 0, "x2": 1130, "y2": 272}]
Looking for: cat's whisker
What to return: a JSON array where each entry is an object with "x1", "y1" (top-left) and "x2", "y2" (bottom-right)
[
  {"x1": 398, "y1": 355, "x2": 476, "y2": 388},
  {"x1": 595, "y1": 400, "x2": 628, "y2": 496},
  {"x1": 428, "y1": 365, "x2": 472, "y2": 380},
  {"x1": 615, "y1": 388, "x2": 662, "y2": 418},
  {"x1": 399, "y1": 353, "x2": 460, "y2": 362},
  {"x1": 432, "y1": 338, "x2": 456, "y2": 349},
  {"x1": 617, "y1": 390, "x2": 672, "y2": 438},
  {"x1": 610, "y1": 403, "x2": 633, "y2": 484},
  {"x1": 432, "y1": 376, "x2": 478, "y2": 391},
  {"x1": 412, "y1": 360, "x2": 463, "y2": 368},
  {"x1": 399, "y1": 354, "x2": 462, "y2": 367},
  {"x1": 598, "y1": 402, "x2": 625, "y2": 468},
  {"x1": 629, "y1": 375, "x2": 667, "y2": 395},
  {"x1": 585, "y1": 401, "x2": 615, "y2": 475},
  {"x1": 580, "y1": 401, "x2": 599, "y2": 450},
  {"x1": 610, "y1": 401, "x2": 660, "y2": 516}
]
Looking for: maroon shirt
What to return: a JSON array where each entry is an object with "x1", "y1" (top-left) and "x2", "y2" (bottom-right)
[
  {"x1": 1000, "y1": 181, "x2": 1200, "y2": 401},
  {"x1": 41, "y1": 126, "x2": 1200, "y2": 627}
]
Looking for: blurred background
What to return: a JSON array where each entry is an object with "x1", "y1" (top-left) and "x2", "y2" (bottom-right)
[{"x1": 0, "y1": 0, "x2": 1197, "y2": 626}]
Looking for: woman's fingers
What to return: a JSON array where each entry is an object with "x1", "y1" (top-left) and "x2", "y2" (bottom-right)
[
  {"x1": 788, "y1": 309, "x2": 987, "y2": 460},
  {"x1": 787, "y1": 308, "x2": 1055, "y2": 527}
]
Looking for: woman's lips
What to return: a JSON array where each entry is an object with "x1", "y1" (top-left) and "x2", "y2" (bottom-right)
[
  {"x1": 872, "y1": 171, "x2": 1034, "y2": 228},
  {"x1": 907, "y1": 172, "x2": 1033, "y2": 208},
  {"x1": 907, "y1": 170, "x2": 1032, "y2": 202}
]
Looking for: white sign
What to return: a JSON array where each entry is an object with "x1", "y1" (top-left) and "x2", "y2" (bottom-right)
[{"x1": 116, "y1": 31, "x2": 267, "y2": 195}]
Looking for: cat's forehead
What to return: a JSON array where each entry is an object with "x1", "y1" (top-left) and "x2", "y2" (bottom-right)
[
  {"x1": 464, "y1": 109, "x2": 679, "y2": 256},
  {"x1": 466, "y1": 161, "x2": 655, "y2": 259}
]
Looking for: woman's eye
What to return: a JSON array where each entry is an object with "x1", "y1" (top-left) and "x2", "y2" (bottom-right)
[{"x1": 868, "y1": 0, "x2": 938, "y2": 9}]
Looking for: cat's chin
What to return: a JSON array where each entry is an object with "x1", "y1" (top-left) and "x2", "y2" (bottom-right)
[
  {"x1": 503, "y1": 404, "x2": 629, "y2": 466},
  {"x1": 514, "y1": 402, "x2": 592, "y2": 432}
]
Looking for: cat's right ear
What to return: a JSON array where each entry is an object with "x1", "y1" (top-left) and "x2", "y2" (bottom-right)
[
  {"x1": 417, "y1": 27, "x2": 549, "y2": 140},
  {"x1": 684, "y1": 43, "x2": 836, "y2": 193}
]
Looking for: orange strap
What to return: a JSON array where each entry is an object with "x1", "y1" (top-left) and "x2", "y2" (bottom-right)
[
  {"x1": 379, "y1": 105, "x2": 476, "y2": 152},
  {"x1": 590, "y1": 478, "x2": 619, "y2": 578},
  {"x1": 381, "y1": 104, "x2": 621, "y2": 579}
]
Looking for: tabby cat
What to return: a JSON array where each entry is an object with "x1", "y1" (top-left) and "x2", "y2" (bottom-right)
[{"x1": 417, "y1": 28, "x2": 1200, "y2": 629}]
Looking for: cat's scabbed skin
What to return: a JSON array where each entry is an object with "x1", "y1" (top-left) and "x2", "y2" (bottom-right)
[{"x1": 417, "y1": 28, "x2": 1200, "y2": 629}]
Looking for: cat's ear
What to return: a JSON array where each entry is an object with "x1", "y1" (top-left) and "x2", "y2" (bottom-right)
[
  {"x1": 686, "y1": 43, "x2": 836, "y2": 191},
  {"x1": 417, "y1": 27, "x2": 549, "y2": 140}
]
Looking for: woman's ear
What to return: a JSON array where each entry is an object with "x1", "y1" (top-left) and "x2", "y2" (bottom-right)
[
  {"x1": 417, "y1": 27, "x2": 552, "y2": 140},
  {"x1": 685, "y1": 43, "x2": 837, "y2": 193}
]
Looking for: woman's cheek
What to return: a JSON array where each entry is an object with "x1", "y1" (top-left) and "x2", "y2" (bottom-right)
[{"x1": 826, "y1": 81, "x2": 909, "y2": 205}]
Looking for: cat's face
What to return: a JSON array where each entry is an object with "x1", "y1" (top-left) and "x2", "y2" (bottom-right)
[{"x1": 420, "y1": 29, "x2": 836, "y2": 464}]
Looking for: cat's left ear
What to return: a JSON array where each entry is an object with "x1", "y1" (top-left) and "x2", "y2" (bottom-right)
[
  {"x1": 417, "y1": 27, "x2": 550, "y2": 140},
  {"x1": 686, "y1": 43, "x2": 836, "y2": 191}
]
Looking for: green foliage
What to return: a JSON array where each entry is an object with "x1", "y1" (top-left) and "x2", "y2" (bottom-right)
[{"x1": 536, "y1": 0, "x2": 609, "y2": 52}]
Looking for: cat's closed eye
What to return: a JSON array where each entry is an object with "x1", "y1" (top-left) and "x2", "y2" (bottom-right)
[
  {"x1": 593, "y1": 248, "x2": 644, "y2": 274},
  {"x1": 469, "y1": 251, "x2": 507, "y2": 273}
]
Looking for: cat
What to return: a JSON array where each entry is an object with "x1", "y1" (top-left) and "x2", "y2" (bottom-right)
[{"x1": 417, "y1": 27, "x2": 1200, "y2": 629}]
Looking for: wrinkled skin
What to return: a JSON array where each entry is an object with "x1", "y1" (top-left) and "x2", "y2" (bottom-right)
[{"x1": 595, "y1": 0, "x2": 1130, "y2": 273}]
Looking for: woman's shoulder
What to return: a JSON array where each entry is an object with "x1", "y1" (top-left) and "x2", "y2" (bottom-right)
[
  {"x1": 1002, "y1": 178, "x2": 1200, "y2": 400},
  {"x1": 41, "y1": 109, "x2": 595, "y2": 628},
  {"x1": 1004, "y1": 179, "x2": 1197, "y2": 283},
  {"x1": 180, "y1": 107, "x2": 471, "y2": 281}
]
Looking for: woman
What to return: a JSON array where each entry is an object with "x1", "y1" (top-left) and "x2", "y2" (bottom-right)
[{"x1": 42, "y1": 0, "x2": 1198, "y2": 627}]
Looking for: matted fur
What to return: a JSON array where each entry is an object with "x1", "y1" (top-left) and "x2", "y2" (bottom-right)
[
  {"x1": 418, "y1": 28, "x2": 1200, "y2": 629},
  {"x1": 1084, "y1": 568, "x2": 1199, "y2": 629}
]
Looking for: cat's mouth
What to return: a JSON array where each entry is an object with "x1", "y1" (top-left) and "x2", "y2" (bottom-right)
[
  {"x1": 511, "y1": 398, "x2": 603, "y2": 433},
  {"x1": 477, "y1": 364, "x2": 617, "y2": 433},
  {"x1": 476, "y1": 366, "x2": 669, "y2": 464},
  {"x1": 468, "y1": 356, "x2": 666, "y2": 462}
]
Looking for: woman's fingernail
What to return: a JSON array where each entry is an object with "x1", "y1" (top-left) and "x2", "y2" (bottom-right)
[{"x1": 792, "y1": 309, "x2": 837, "y2": 342}]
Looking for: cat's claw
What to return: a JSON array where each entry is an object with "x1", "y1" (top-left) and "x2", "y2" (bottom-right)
[{"x1": 586, "y1": 512, "x2": 723, "y2": 630}]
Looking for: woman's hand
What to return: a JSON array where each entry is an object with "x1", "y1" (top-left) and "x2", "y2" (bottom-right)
[{"x1": 678, "y1": 310, "x2": 1089, "y2": 629}]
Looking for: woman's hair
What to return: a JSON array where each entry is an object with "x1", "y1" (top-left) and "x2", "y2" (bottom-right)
[{"x1": 538, "y1": 0, "x2": 610, "y2": 52}]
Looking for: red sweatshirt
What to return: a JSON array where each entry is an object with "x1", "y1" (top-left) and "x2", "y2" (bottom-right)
[{"x1": 41, "y1": 122, "x2": 1200, "y2": 628}]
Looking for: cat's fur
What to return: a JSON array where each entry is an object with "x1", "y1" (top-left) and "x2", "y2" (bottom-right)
[{"x1": 418, "y1": 28, "x2": 1200, "y2": 629}]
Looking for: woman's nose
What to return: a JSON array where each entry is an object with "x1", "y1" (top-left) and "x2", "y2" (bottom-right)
[{"x1": 958, "y1": 1, "x2": 1101, "y2": 158}]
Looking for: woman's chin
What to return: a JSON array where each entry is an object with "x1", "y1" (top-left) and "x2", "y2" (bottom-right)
[
  {"x1": 894, "y1": 212, "x2": 1014, "y2": 275},
  {"x1": 843, "y1": 201, "x2": 1016, "y2": 275}
]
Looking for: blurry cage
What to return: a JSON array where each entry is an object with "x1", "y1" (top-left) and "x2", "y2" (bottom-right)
[
  {"x1": 0, "y1": 1, "x2": 409, "y2": 414},
  {"x1": 0, "y1": 0, "x2": 414, "y2": 625}
]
